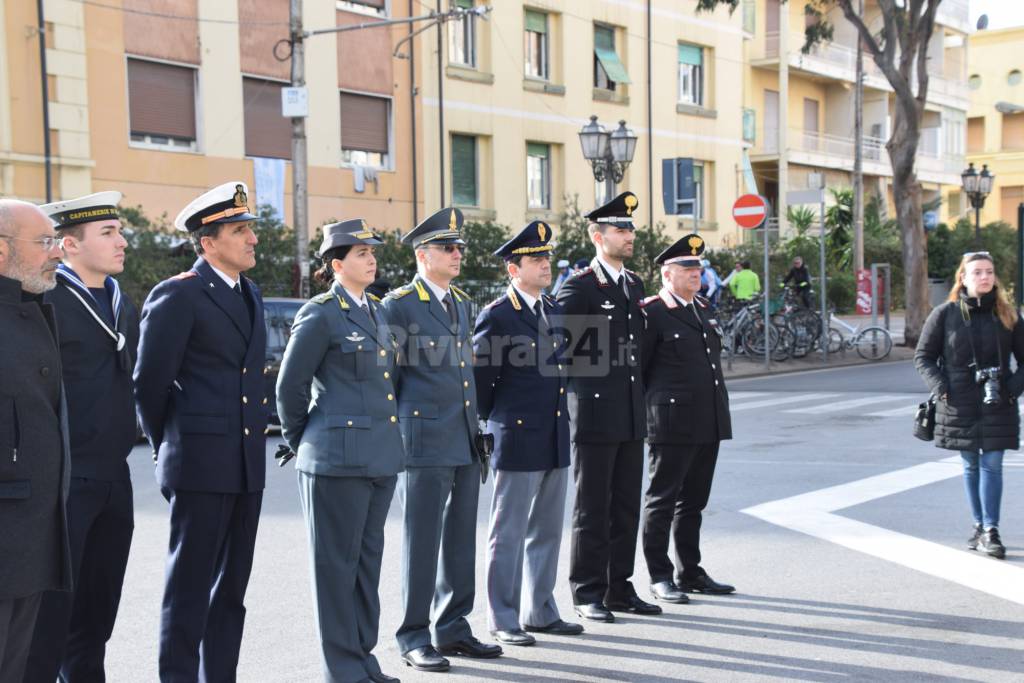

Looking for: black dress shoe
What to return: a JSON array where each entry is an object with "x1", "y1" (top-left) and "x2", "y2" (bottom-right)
[
  {"x1": 402, "y1": 645, "x2": 449, "y2": 672},
  {"x1": 979, "y1": 528, "x2": 1006, "y2": 559},
  {"x1": 437, "y1": 635, "x2": 503, "y2": 659},
  {"x1": 968, "y1": 523, "x2": 983, "y2": 550},
  {"x1": 649, "y1": 580, "x2": 690, "y2": 604},
  {"x1": 523, "y1": 619, "x2": 585, "y2": 635},
  {"x1": 368, "y1": 672, "x2": 401, "y2": 683},
  {"x1": 574, "y1": 603, "x2": 615, "y2": 622},
  {"x1": 680, "y1": 573, "x2": 736, "y2": 595},
  {"x1": 490, "y1": 629, "x2": 536, "y2": 646},
  {"x1": 604, "y1": 594, "x2": 663, "y2": 615}
]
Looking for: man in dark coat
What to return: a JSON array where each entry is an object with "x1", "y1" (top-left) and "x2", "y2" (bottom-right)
[
  {"x1": 474, "y1": 221, "x2": 580, "y2": 647},
  {"x1": 26, "y1": 192, "x2": 140, "y2": 682},
  {"x1": 782, "y1": 256, "x2": 812, "y2": 308},
  {"x1": 555, "y1": 192, "x2": 660, "y2": 622},
  {"x1": 0, "y1": 199, "x2": 71, "y2": 682},
  {"x1": 640, "y1": 234, "x2": 735, "y2": 600},
  {"x1": 134, "y1": 182, "x2": 268, "y2": 681}
]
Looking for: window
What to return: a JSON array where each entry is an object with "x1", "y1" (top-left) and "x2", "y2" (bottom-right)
[
  {"x1": 1009, "y1": 69, "x2": 1022, "y2": 86},
  {"x1": 1002, "y1": 113, "x2": 1024, "y2": 151},
  {"x1": 126, "y1": 58, "x2": 197, "y2": 151},
  {"x1": 742, "y1": 108, "x2": 756, "y2": 143},
  {"x1": 661, "y1": 158, "x2": 704, "y2": 218},
  {"x1": 526, "y1": 143, "x2": 550, "y2": 209},
  {"x1": 243, "y1": 77, "x2": 291, "y2": 159},
  {"x1": 677, "y1": 44, "x2": 703, "y2": 106},
  {"x1": 340, "y1": 91, "x2": 390, "y2": 168},
  {"x1": 336, "y1": 0, "x2": 386, "y2": 17},
  {"x1": 451, "y1": 134, "x2": 478, "y2": 206},
  {"x1": 594, "y1": 25, "x2": 629, "y2": 90},
  {"x1": 967, "y1": 116, "x2": 984, "y2": 154},
  {"x1": 1001, "y1": 186, "x2": 1023, "y2": 224},
  {"x1": 448, "y1": 0, "x2": 476, "y2": 67},
  {"x1": 968, "y1": 74, "x2": 982, "y2": 90},
  {"x1": 524, "y1": 10, "x2": 548, "y2": 80}
]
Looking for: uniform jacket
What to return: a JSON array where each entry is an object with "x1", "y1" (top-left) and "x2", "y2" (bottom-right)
[
  {"x1": 379, "y1": 274, "x2": 479, "y2": 467},
  {"x1": 276, "y1": 281, "x2": 405, "y2": 478},
  {"x1": 0, "y1": 274, "x2": 72, "y2": 599},
  {"x1": 47, "y1": 279, "x2": 140, "y2": 480},
  {"x1": 915, "y1": 292, "x2": 1024, "y2": 452},
  {"x1": 134, "y1": 258, "x2": 268, "y2": 493},
  {"x1": 555, "y1": 258, "x2": 646, "y2": 443},
  {"x1": 641, "y1": 289, "x2": 731, "y2": 444},
  {"x1": 473, "y1": 285, "x2": 570, "y2": 471}
]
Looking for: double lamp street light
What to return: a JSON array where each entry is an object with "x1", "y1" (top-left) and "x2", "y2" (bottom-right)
[
  {"x1": 961, "y1": 162, "x2": 995, "y2": 246},
  {"x1": 578, "y1": 115, "x2": 638, "y2": 202}
]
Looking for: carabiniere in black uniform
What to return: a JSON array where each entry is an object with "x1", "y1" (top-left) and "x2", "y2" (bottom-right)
[{"x1": 640, "y1": 234, "x2": 735, "y2": 599}]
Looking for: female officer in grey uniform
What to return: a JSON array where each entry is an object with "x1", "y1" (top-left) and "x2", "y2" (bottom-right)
[{"x1": 276, "y1": 219, "x2": 404, "y2": 683}]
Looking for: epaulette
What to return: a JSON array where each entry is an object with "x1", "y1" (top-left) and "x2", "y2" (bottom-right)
[
  {"x1": 484, "y1": 294, "x2": 509, "y2": 310},
  {"x1": 569, "y1": 266, "x2": 593, "y2": 279},
  {"x1": 450, "y1": 284, "x2": 470, "y2": 302},
  {"x1": 367, "y1": 293, "x2": 382, "y2": 303},
  {"x1": 311, "y1": 292, "x2": 333, "y2": 305},
  {"x1": 507, "y1": 287, "x2": 522, "y2": 311},
  {"x1": 695, "y1": 294, "x2": 709, "y2": 309},
  {"x1": 385, "y1": 285, "x2": 415, "y2": 300},
  {"x1": 624, "y1": 268, "x2": 639, "y2": 284},
  {"x1": 171, "y1": 271, "x2": 197, "y2": 280},
  {"x1": 542, "y1": 293, "x2": 556, "y2": 306},
  {"x1": 639, "y1": 295, "x2": 661, "y2": 309}
]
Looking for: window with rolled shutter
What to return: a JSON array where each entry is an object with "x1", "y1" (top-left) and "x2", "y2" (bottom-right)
[
  {"x1": 340, "y1": 92, "x2": 390, "y2": 155},
  {"x1": 126, "y1": 58, "x2": 197, "y2": 144},
  {"x1": 243, "y1": 77, "x2": 292, "y2": 159},
  {"x1": 451, "y1": 134, "x2": 478, "y2": 206}
]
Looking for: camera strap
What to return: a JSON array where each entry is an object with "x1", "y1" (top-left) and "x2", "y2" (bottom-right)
[{"x1": 958, "y1": 299, "x2": 1003, "y2": 374}]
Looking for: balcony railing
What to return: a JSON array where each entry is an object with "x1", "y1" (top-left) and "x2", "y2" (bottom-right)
[
  {"x1": 763, "y1": 31, "x2": 884, "y2": 82},
  {"x1": 757, "y1": 127, "x2": 886, "y2": 163},
  {"x1": 917, "y1": 148, "x2": 964, "y2": 177}
]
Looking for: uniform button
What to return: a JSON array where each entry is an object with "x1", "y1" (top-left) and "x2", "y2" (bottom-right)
[
  {"x1": 629, "y1": 334, "x2": 634, "y2": 340},
  {"x1": 560, "y1": 387, "x2": 565, "y2": 394},
  {"x1": 553, "y1": 341, "x2": 557, "y2": 348},
  {"x1": 670, "y1": 398, "x2": 676, "y2": 403},
  {"x1": 457, "y1": 341, "x2": 462, "y2": 348},
  {"x1": 347, "y1": 420, "x2": 353, "y2": 427},
  {"x1": 244, "y1": 428, "x2": 250, "y2": 436},
  {"x1": 242, "y1": 396, "x2": 248, "y2": 404},
  {"x1": 390, "y1": 416, "x2": 397, "y2": 423},
  {"x1": 465, "y1": 400, "x2": 470, "y2": 407},
  {"x1": 413, "y1": 410, "x2": 420, "y2": 416},
  {"x1": 674, "y1": 333, "x2": 680, "y2": 339},
  {"x1": 387, "y1": 393, "x2": 394, "y2": 401},
  {"x1": 594, "y1": 393, "x2": 600, "y2": 398},
  {"x1": 263, "y1": 367, "x2": 269, "y2": 375},
  {"x1": 262, "y1": 398, "x2": 268, "y2": 405},
  {"x1": 460, "y1": 361, "x2": 465, "y2": 368},
  {"x1": 384, "y1": 371, "x2": 390, "y2": 379},
  {"x1": 711, "y1": 363, "x2": 716, "y2": 370},
  {"x1": 628, "y1": 314, "x2": 632, "y2": 319},
  {"x1": 631, "y1": 375, "x2": 635, "y2": 382},
  {"x1": 463, "y1": 381, "x2": 469, "y2": 388},
  {"x1": 357, "y1": 345, "x2": 363, "y2": 350},
  {"x1": 264, "y1": 428, "x2": 270, "y2": 435},
  {"x1": 40, "y1": 366, "x2": 50, "y2": 377},
  {"x1": 704, "y1": 333, "x2": 708, "y2": 339},
  {"x1": 706, "y1": 347, "x2": 710, "y2": 354},
  {"x1": 243, "y1": 368, "x2": 248, "y2": 374},
  {"x1": 556, "y1": 410, "x2": 561, "y2": 416},
  {"x1": 607, "y1": 315, "x2": 613, "y2": 320},
  {"x1": 558, "y1": 364, "x2": 563, "y2": 370},
  {"x1": 715, "y1": 380, "x2": 720, "y2": 386},
  {"x1": 380, "y1": 350, "x2": 387, "y2": 357},
  {"x1": 517, "y1": 419, "x2": 523, "y2": 425},
  {"x1": 531, "y1": 342, "x2": 536, "y2": 347},
  {"x1": 630, "y1": 355, "x2": 635, "y2": 362},
  {"x1": 429, "y1": 341, "x2": 435, "y2": 347}
]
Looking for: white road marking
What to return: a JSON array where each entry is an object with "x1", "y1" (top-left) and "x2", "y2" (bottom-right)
[
  {"x1": 729, "y1": 393, "x2": 840, "y2": 412},
  {"x1": 784, "y1": 394, "x2": 918, "y2": 415},
  {"x1": 866, "y1": 403, "x2": 926, "y2": 417},
  {"x1": 728, "y1": 391, "x2": 772, "y2": 400},
  {"x1": 742, "y1": 456, "x2": 1024, "y2": 605}
]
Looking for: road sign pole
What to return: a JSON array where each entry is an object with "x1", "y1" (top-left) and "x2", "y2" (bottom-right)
[
  {"x1": 764, "y1": 221, "x2": 770, "y2": 370},
  {"x1": 820, "y1": 197, "x2": 828, "y2": 364}
]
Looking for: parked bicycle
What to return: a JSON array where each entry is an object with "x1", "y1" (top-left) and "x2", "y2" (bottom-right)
[{"x1": 828, "y1": 312, "x2": 893, "y2": 361}]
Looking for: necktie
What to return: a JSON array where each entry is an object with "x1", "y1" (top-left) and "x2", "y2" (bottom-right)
[
  {"x1": 443, "y1": 293, "x2": 457, "y2": 325},
  {"x1": 233, "y1": 282, "x2": 252, "y2": 329},
  {"x1": 233, "y1": 283, "x2": 242, "y2": 295},
  {"x1": 533, "y1": 300, "x2": 548, "y2": 331},
  {"x1": 360, "y1": 302, "x2": 377, "y2": 328}
]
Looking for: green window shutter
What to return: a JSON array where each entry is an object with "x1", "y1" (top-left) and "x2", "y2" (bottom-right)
[
  {"x1": 527, "y1": 142, "x2": 549, "y2": 158},
  {"x1": 451, "y1": 134, "x2": 477, "y2": 206},
  {"x1": 678, "y1": 44, "x2": 702, "y2": 66},
  {"x1": 525, "y1": 10, "x2": 547, "y2": 34},
  {"x1": 742, "y1": 108, "x2": 756, "y2": 143},
  {"x1": 594, "y1": 25, "x2": 614, "y2": 51},
  {"x1": 453, "y1": 0, "x2": 472, "y2": 8},
  {"x1": 594, "y1": 27, "x2": 631, "y2": 85}
]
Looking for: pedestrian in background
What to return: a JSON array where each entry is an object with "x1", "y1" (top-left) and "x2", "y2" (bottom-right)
[
  {"x1": 0, "y1": 199, "x2": 71, "y2": 682},
  {"x1": 782, "y1": 256, "x2": 812, "y2": 308},
  {"x1": 276, "y1": 220, "x2": 403, "y2": 683},
  {"x1": 915, "y1": 251, "x2": 1024, "y2": 560},
  {"x1": 727, "y1": 261, "x2": 760, "y2": 302}
]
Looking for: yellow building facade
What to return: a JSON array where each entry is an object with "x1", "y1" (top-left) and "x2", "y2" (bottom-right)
[{"x1": 966, "y1": 26, "x2": 1024, "y2": 227}]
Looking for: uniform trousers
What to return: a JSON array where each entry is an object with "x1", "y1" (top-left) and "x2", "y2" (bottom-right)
[
  {"x1": 298, "y1": 472, "x2": 396, "y2": 683},
  {"x1": 568, "y1": 440, "x2": 644, "y2": 605},
  {"x1": 486, "y1": 467, "x2": 568, "y2": 632},
  {"x1": 0, "y1": 593, "x2": 42, "y2": 683},
  {"x1": 25, "y1": 478, "x2": 134, "y2": 683},
  {"x1": 395, "y1": 464, "x2": 479, "y2": 653},
  {"x1": 642, "y1": 442, "x2": 720, "y2": 582},
  {"x1": 158, "y1": 488, "x2": 262, "y2": 683}
]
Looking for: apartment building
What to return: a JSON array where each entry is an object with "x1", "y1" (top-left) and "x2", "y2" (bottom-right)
[
  {"x1": 0, "y1": 0, "x2": 419, "y2": 233},
  {"x1": 744, "y1": 0, "x2": 970, "y2": 230},
  {"x1": 417, "y1": 0, "x2": 750, "y2": 247},
  {"x1": 966, "y1": 26, "x2": 1024, "y2": 226}
]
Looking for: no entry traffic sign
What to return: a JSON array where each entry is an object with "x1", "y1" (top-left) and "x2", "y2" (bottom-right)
[{"x1": 732, "y1": 194, "x2": 769, "y2": 229}]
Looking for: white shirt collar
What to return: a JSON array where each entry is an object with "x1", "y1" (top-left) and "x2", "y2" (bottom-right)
[
  {"x1": 206, "y1": 260, "x2": 239, "y2": 289},
  {"x1": 419, "y1": 274, "x2": 451, "y2": 303},
  {"x1": 671, "y1": 291, "x2": 694, "y2": 307},
  {"x1": 595, "y1": 255, "x2": 623, "y2": 283},
  {"x1": 342, "y1": 286, "x2": 368, "y2": 309},
  {"x1": 513, "y1": 285, "x2": 541, "y2": 313}
]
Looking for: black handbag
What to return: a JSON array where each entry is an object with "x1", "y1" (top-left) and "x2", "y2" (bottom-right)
[{"x1": 913, "y1": 396, "x2": 936, "y2": 441}]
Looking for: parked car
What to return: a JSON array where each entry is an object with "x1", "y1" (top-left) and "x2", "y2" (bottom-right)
[{"x1": 263, "y1": 297, "x2": 306, "y2": 428}]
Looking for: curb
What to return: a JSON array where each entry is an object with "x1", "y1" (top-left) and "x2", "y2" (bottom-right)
[{"x1": 723, "y1": 349, "x2": 915, "y2": 381}]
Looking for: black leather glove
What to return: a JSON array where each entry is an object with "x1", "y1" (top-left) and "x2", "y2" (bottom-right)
[{"x1": 275, "y1": 443, "x2": 297, "y2": 467}]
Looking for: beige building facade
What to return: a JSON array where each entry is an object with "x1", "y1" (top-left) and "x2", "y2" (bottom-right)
[{"x1": 966, "y1": 26, "x2": 1024, "y2": 227}]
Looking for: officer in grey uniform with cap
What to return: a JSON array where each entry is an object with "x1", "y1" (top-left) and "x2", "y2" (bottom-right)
[
  {"x1": 380, "y1": 208, "x2": 502, "y2": 673},
  {"x1": 276, "y1": 219, "x2": 404, "y2": 683}
]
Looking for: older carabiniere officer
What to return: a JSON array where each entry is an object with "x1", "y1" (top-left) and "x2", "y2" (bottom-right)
[
  {"x1": 474, "y1": 221, "x2": 581, "y2": 647},
  {"x1": 640, "y1": 235, "x2": 735, "y2": 602},
  {"x1": 381, "y1": 208, "x2": 502, "y2": 673},
  {"x1": 276, "y1": 220, "x2": 404, "y2": 683},
  {"x1": 134, "y1": 182, "x2": 268, "y2": 681}
]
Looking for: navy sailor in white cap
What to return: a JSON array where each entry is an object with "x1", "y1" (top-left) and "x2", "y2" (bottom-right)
[{"x1": 133, "y1": 181, "x2": 268, "y2": 681}]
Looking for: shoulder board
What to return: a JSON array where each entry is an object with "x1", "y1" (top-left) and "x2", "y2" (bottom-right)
[
  {"x1": 542, "y1": 294, "x2": 556, "y2": 306},
  {"x1": 695, "y1": 294, "x2": 709, "y2": 308},
  {"x1": 485, "y1": 294, "x2": 509, "y2": 310},
  {"x1": 385, "y1": 285, "x2": 415, "y2": 300},
  {"x1": 639, "y1": 295, "x2": 661, "y2": 309},
  {"x1": 311, "y1": 292, "x2": 334, "y2": 305},
  {"x1": 367, "y1": 293, "x2": 382, "y2": 303},
  {"x1": 569, "y1": 266, "x2": 594, "y2": 279},
  {"x1": 171, "y1": 271, "x2": 197, "y2": 280},
  {"x1": 450, "y1": 284, "x2": 470, "y2": 301}
]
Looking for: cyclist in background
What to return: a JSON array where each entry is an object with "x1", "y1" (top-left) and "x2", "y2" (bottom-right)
[
  {"x1": 782, "y1": 256, "x2": 812, "y2": 308},
  {"x1": 727, "y1": 261, "x2": 760, "y2": 302}
]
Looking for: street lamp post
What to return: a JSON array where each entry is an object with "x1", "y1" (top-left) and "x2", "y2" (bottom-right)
[
  {"x1": 578, "y1": 116, "x2": 637, "y2": 201},
  {"x1": 962, "y1": 162, "x2": 995, "y2": 246}
]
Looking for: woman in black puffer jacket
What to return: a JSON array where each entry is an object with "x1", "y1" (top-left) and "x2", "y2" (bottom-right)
[{"x1": 915, "y1": 252, "x2": 1024, "y2": 560}]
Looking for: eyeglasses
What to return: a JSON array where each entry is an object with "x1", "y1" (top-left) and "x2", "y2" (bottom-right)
[
  {"x1": 963, "y1": 251, "x2": 992, "y2": 261},
  {"x1": 0, "y1": 233, "x2": 61, "y2": 251},
  {"x1": 434, "y1": 244, "x2": 466, "y2": 255}
]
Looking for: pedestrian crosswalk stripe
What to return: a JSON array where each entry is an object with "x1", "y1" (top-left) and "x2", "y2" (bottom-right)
[
  {"x1": 865, "y1": 403, "x2": 925, "y2": 417},
  {"x1": 783, "y1": 395, "x2": 918, "y2": 415},
  {"x1": 729, "y1": 391, "x2": 772, "y2": 400},
  {"x1": 730, "y1": 393, "x2": 840, "y2": 412}
]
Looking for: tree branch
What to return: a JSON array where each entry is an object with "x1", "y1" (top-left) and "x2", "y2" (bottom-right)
[
  {"x1": 835, "y1": 0, "x2": 909, "y2": 97},
  {"x1": 914, "y1": 0, "x2": 941, "y2": 107}
]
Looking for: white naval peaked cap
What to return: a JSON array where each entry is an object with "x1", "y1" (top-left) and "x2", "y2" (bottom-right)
[
  {"x1": 41, "y1": 191, "x2": 123, "y2": 229},
  {"x1": 174, "y1": 181, "x2": 258, "y2": 233}
]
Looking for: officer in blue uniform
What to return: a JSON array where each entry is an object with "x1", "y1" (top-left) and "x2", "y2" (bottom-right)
[
  {"x1": 26, "y1": 192, "x2": 139, "y2": 682},
  {"x1": 380, "y1": 208, "x2": 502, "y2": 673},
  {"x1": 134, "y1": 181, "x2": 268, "y2": 682},
  {"x1": 276, "y1": 220, "x2": 404, "y2": 683},
  {"x1": 473, "y1": 221, "x2": 582, "y2": 647}
]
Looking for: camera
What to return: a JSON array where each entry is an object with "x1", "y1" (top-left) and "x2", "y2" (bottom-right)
[{"x1": 973, "y1": 366, "x2": 1002, "y2": 405}]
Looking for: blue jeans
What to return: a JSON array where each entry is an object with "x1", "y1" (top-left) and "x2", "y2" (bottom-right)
[{"x1": 959, "y1": 450, "x2": 1004, "y2": 529}]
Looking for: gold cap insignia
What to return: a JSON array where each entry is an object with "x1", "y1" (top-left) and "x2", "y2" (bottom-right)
[
  {"x1": 688, "y1": 235, "x2": 704, "y2": 255},
  {"x1": 449, "y1": 210, "x2": 458, "y2": 232},
  {"x1": 538, "y1": 222, "x2": 547, "y2": 243},
  {"x1": 233, "y1": 184, "x2": 247, "y2": 208},
  {"x1": 624, "y1": 194, "x2": 638, "y2": 216}
]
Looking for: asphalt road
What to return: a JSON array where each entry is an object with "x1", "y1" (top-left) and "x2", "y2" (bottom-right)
[{"x1": 104, "y1": 360, "x2": 1024, "y2": 682}]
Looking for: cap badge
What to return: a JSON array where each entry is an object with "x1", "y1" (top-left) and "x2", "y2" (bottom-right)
[
  {"x1": 233, "y1": 185, "x2": 247, "y2": 208},
  {"x1": 624, "y1": 194, "x2": 638, "y2": 216},
  {"x1": 538, "y1": 223, "x2": 547, "y2": 242},
  {"x1": 688, "y1": 235, "x2": 703, "y2": 255},
  {"x1": 449, "y1": 210, "x2": 458, "y2": 232}
]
